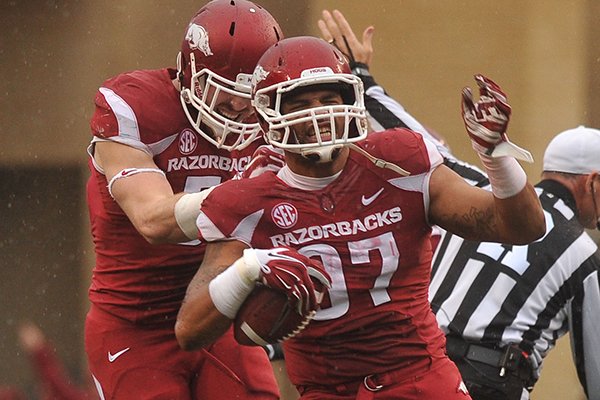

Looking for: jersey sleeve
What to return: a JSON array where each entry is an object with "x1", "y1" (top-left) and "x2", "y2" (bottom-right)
[
  {"x1": 195, "y1": 178, "x2": 265, "y2": 246},
  {"x1": 89, "y1": 83, "x2": 153, "y2": 156}
]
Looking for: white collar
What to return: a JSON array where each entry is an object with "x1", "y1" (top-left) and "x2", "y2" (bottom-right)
[{"x1": 276, "y1": 165, "x2": 341, "y2": 190}]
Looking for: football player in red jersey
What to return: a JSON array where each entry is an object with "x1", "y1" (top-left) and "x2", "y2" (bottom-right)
[
  {"x1": 175, "y1": 36, "x2": 545, "y2": 399},
  {"x1": 84, "y1": 1, "x2": 283, "y2": 398}
]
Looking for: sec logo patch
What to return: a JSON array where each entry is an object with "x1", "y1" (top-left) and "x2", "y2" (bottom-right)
[
  {"x1": 179, "y1": 129, "x2": 198, "y2": 155},
  {"x1": 271, "y1": 203, "x2": 298, "y2": 229}
]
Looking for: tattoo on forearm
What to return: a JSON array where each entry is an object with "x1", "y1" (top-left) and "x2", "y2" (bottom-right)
[{"x1": 450, "y1": 206, "x2": 496, "y2": 239}]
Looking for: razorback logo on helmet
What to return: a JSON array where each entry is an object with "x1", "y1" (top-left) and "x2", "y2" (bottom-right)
[
  {"x1": 178, "y1": 129, "x2": 198, "y2": 155},
  {"x1": 271, "y1": 203, "x2": 298, "y2": 229},
  {"x1": 300, "y1": 67, "x2": 334, "y2": 78},
  {"x1": 252, "y1": 65, "x2": 271, "y2": 108},
  {"x1": 185, "y1": 23, "x2": 213, "y2": 57}
]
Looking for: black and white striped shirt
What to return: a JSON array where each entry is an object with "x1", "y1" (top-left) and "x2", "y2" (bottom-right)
[
  {"x1": 361, "y1": 74, "x2": 600, "y2": 399},
  {"x1": 430, "y1": 181, "x2": 600, "y2": 390}
]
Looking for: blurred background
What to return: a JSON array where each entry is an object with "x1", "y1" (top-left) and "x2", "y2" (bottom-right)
[{"x1": 1, "y1": 1, "x2": 598, "y2": 399}]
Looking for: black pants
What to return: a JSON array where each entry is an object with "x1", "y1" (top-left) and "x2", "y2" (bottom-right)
[{"x1": 450, "y1": 356, "x2": 526, "y2": 400}]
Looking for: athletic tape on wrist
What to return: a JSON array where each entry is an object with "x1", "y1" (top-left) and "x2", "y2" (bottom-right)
[
  {"x1": 208, "y1": 258, "x2": 257, "y2": 319},
  {"x1": 107, "y1": 168, "x2": 166, "y2": 199},
  {"x1": 478, "y1": 154, "x2": 527, "y2": 199},
  {"x1": 174, "y1": 189, "x2": 213, "y2": 240},
  {"x1": 239, "y1": 248, "x2": 264, "y2": 283}
]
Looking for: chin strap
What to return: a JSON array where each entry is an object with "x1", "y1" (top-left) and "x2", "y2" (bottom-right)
[
  {"x1": 299, "y1": 145, "x2": 342, "y2": 163},
  {"x1": 347, "y1": 144, "x2": 410, "y2": 176}
]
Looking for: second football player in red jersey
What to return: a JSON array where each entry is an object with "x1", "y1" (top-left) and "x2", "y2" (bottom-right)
[{"x1": 84, "y1": 1, "x2": 283, "y2": 398}]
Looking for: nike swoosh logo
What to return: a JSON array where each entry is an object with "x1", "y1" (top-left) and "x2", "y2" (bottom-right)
[
  {"x1": 361, "y1": 188, "x2": 384, "y2": 206},
  {"x1": 108, "y1": 347, "x2": 130, "y2": 363},
  {"x1": 120, "y1": 169, "x2": 135, "y2": 176}
]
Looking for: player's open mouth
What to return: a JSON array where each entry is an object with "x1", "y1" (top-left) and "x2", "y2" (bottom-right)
[
  {"x1": 310, "y1": 127, "x2": 332, "y2": 142},
  {"x1": 217, "y1": 109, "x2": 246, "y2": 123}
]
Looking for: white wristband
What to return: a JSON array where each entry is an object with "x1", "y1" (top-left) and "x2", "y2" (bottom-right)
[
  {"x1": 174, "y1": 189, "x2": 214, "y2": 240},
  {"x1": 478, "y1": 154, "x2": 527, "y2": 199},
  {"x1": 208, "y1": 258, "x2": 257, "y2": 319}
]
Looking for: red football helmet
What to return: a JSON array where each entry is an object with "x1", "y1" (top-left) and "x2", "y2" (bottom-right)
[
  {"x1": 251, "y1": 36, "x2": 368, "y2": 162},
  {"x1": 178, "y1": 0, "x2": 283, "y2": 151}
]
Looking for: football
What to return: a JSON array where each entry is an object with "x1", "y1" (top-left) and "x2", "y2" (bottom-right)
[{"x1": 233, "y1": 284, "x2": 313, "y2": 346}]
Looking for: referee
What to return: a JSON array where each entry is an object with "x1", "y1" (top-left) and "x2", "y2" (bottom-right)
[{"x1": 429, "y1": 127, "x2": 600, "y2": 400}]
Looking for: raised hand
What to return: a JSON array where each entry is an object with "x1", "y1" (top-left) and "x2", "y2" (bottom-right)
[
  {"x1": 318, "y1": 9, "x2": 374, "y2": 67},
  {"x1": 243, "y1": 248, "x2": 331, "y2": 316},
  {"x1": 462, "y1": 74, "x2": 533, "y2": 162}
]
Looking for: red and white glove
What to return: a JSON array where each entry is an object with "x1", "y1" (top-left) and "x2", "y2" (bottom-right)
[
  {"x1": 461, "y1": 74, "x2": 533, "y2": 162},
  {"x1": 240, "y1": 145, "x2": 286, "y2": 179},
  {"x1": 243, "y1": 247, "x2": 331, "y2": 316}
]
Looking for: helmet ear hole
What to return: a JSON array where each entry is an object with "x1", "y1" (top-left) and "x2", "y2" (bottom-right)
[{"x1": 271, "y1": 131, "x2": 283, "y2": 141}]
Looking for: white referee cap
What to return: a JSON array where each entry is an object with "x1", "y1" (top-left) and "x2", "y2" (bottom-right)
[{"x1": 543, "y1": 126, "x2": 600, "y2": 174}]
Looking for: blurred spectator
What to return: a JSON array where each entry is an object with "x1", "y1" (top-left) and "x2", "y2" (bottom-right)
[
  {"x1": 17, "y1": 322, "x2": 92, "y2": 400},
  {"x1": 0, "y1": 387, "x2": 26, "y2": 400}
]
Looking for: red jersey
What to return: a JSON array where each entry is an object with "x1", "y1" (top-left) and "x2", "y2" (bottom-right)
[
  {"x1": 86, "y1": 68, "x2": 263, "y2": 324},
  {"x1": 197, "y1": 129, "x2": 447, "y2": 385}
]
